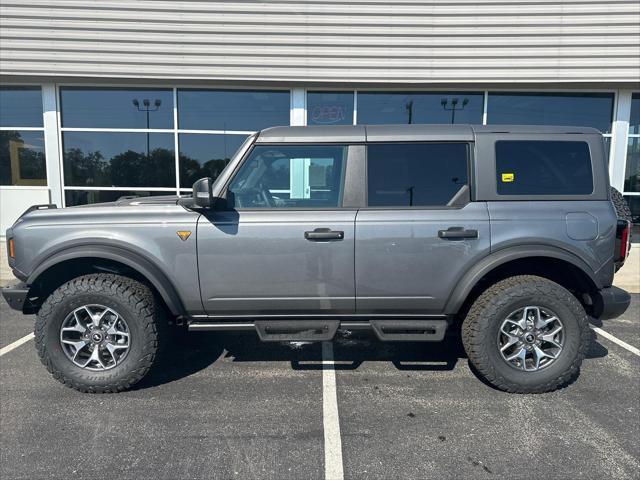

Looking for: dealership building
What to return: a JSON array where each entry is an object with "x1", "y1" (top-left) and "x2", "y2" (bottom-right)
[{"x1": 0, "y1": 0, "x2": 639, "y2": 233}]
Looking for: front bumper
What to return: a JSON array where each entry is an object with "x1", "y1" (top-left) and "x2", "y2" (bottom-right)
[
  {"x1": 1, "y1": 282, "x2": 29, "y2": 311},
  {"x1": 593, "y1": 286, "x2": 631, "y2": 320}
]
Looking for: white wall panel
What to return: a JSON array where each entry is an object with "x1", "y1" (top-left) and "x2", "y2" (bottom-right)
[
  {"x1": 1, "y1": 0, "x2": 638, "y2": 84},
  {"x1": 0, "y1": 188, "x2": 49, "y2": 232}
]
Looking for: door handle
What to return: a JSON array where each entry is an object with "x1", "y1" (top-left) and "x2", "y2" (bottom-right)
[
  {"x1": 304, "y1": 228, "x2": 344, "y2": 241},
  {"x1": 438, "y1": 227, "x2": 478, "y2": 239}
]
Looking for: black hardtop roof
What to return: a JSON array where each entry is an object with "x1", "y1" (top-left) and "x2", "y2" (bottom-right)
[{"x1": 255, "y1": 124, "x2": 601, "y2": 143}]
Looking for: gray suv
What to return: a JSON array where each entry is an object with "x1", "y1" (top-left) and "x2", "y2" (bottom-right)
[{"x1": 2, "y1": 124, "x2": 632, "y2": 394}]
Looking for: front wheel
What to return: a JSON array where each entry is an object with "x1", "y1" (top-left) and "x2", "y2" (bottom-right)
[
  {"x1": 462, "y1": 275, "x2": 590, "y2": 393},
  {"x1": 35, "y1": 274, "x2": 165, "y2": 393}
]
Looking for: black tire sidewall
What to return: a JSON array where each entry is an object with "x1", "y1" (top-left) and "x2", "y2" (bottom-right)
[
  {"x1": 483, "y1": 289, "x2": 583, "y2": 387},
  {"x1": 41, "y1": 290, "x2": 149, "y2": 386}
]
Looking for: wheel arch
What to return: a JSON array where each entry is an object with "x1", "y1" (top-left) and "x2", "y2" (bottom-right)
[
  {"x1": 444, "y1": 245, "x2": 601, "y2": 317},
  {"x1": 25, "y1": 245, "x2": 186, "y2": 316}
]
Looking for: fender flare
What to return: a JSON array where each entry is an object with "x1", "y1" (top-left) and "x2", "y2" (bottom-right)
[
  {"x1": 27, "y1": 244, "x2": 186, "y2": 316},
  {"x1": 443, "y1": 245, "x2": 601, "y2": 315}
]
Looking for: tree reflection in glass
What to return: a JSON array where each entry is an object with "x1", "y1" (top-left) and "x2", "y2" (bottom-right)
[
  {"x1": 62, "y1": 132, "x2": 175, "y2": 188},
  {"x1": 0, "y1": 130, "x2": 46, "y2": 186}
]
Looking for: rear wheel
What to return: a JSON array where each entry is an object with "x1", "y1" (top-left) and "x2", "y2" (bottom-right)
[
  {"x1": 462, "y1": 275, "x2": 590, "y2": 393},
  {"x1": 35, "y1": 274, "x2": 165, "y2": 393}
]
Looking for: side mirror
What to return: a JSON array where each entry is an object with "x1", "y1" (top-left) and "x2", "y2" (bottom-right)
[{"x1": 192, "y1": 177, "x2": 214, "y2": 209}]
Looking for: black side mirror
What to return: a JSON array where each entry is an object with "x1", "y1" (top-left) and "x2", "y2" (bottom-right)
[{"x1": 192, "y1": 177, "x2": 214, "y2": 209}]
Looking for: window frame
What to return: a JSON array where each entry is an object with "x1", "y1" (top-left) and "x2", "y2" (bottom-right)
[
  {"x1": 55, "y1": 83, "x2": 293, "y2": 206},
  {"x1": 362, "y1": 141, "x2": 474, "y2": 210},
  {"x1": 622, "y1": 92, "x2": 640, "y2": 197},
  {"x1": 486, "y1": 91, "x2": 616, "y2": 134},
  {"x1": 0, "y1": 85, "x2": 47, "y2": 187},
  {"x1": 356, "y1": 91, "x2": 485, "y2": 126},
  {"x1": 473, "y1": 133, "x2": 609, "y2": 202}
]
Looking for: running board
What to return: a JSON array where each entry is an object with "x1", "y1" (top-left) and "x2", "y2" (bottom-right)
[
  {"x1": 369, "y1": 320, "x2": 447, "y2": 342},
  {"x1": 254, "y1": 320, "x2": 340, "y2": 341},
  {"x1": 188, "y1": 318, "x2": 447, "y2": 342}
]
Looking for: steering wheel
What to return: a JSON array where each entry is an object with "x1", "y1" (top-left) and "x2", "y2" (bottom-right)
[
  {"x1": 259, "y1": 185, "x2": 276, "y2": 208},
  {"x1": 234, "y1": 185, "x2": 275, "y2": 208}
]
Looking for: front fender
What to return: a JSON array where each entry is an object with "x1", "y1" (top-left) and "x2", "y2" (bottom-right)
[{"x1": 27, "y1": 242, "x2": 187, "y2": 316}]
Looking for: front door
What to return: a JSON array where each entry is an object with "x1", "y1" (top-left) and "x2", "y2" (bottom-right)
[
  {"x1": 355, "y1": 142, "x2": 491, "y2": 315},
  {"x1": 198, "y1": 144, "x2": 356, "y2": 316}
]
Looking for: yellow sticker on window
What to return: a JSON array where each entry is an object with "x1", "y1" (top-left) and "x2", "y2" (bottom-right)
[{"x1": 501, "y1": 173, "x2": 515, "y2": 182}]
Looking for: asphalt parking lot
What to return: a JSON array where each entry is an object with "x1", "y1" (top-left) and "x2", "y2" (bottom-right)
[{"x1": 1, "y1": 296, "x2": 638, "y2": 480}]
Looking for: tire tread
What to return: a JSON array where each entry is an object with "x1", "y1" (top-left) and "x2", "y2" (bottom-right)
[
  {"x1": 461, "y1": 275, "x2": 590, "y2": 394},
  {"x1": 35, "y1": 274, "x2": 162, "y2": 393}
]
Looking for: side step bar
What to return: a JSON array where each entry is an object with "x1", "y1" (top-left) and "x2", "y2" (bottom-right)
[
  {"x1": 369, "y1": 320, "x2": 447, "y2": 342},
  {"x1": 255, "y1": 320, "x2": 340, "y2": 342},
  {"x1": 188, "y1": 319, "x2": 447, "y2": 342}
]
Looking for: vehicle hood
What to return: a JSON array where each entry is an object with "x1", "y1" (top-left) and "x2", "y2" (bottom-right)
[
  {"x1": 72, "y1": 194, "x2": 183, "y2": 208},
  {"x1": 10, "y1": 195, "x2": 191, "y2": 230}
]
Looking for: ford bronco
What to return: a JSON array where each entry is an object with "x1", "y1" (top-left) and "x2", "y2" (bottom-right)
[{"x1": 2, "y1": 124, "x2": 632, "y2": 393}]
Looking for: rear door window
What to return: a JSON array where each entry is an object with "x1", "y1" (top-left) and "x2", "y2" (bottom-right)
[
  {"x1": 495, "y1": 140, "x2": 593, "y2": 195},
  {"x1": 366, "y1": 143, "x2": 469, "y2": 207}
]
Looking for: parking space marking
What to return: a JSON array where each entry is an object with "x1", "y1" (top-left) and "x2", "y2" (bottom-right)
[
  {"x1": 0, "y1": 332, "x2": 34, "y2": 356},
  {"x1": 322, "y1": 341, "x2": 344, "y2": 480},
  {"x1": 591, "y1": 327, "x2": 640, "y2": 356}
]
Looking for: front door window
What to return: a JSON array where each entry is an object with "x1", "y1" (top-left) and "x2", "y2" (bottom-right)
[{"x1": 226, "y1": 145, "x2": 346, "y2": 208}]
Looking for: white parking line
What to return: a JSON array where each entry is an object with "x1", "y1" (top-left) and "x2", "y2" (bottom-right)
[
  {"x1": 322, "y1": 341, "x2": 345, "y2": 480},
  {"x1": 591, "y1": 327, "x2": 640, "y2": 356},
  {"x1": 0, "y1": 332, "x2": 35, "y2": 356}
]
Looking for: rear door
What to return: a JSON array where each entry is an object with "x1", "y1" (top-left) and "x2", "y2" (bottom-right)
[
  {"x1": 198, "y1": 144, "x2": 357, "y2": 316},
  {"x1": 355, "y1": 142, "x2": 490, "y2": 315}
]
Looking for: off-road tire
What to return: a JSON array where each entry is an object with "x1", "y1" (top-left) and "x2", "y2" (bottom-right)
[
  {"x1": 35, "y1": 274, "x2": 166, "y2": 393},
  {"x1": 462, "y1": 275, "x2": 590, "y2": 394}
]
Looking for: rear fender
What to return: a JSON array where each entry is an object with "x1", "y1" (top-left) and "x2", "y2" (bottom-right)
[{"x1": 444, "y1": 245, "x2": 600, "y2": 315}]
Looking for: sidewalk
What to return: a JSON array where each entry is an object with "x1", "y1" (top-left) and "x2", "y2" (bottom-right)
[
  {"x1": 614, "y1": 244, "x2": 640, "y2": 293},
  {"x1": 0, "y1": 240, "x2": 12, "y2": 286}
]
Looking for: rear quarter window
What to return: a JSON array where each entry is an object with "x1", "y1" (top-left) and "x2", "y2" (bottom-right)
[{"x1": 495, "y1": 140, "x2": 593, "y2": 195}]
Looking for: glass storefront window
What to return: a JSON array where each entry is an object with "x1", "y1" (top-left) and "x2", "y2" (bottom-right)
[
  {"x1": 62, "y1": 132, "x2": 175, "y2": 188},
  {"x1": 0, "y1": 86, "x2": 46, "y2": 186},
  {"x1": 178, "y1": 133, "x2": 248, "y2": 188},
  {"x1": 623, "y1": 195, "x2": 640, "y2": 237},
  {"x1": 178, "y1": 89, "x2": 290, "y2": 131},
  {"x1": 357, "y1": 92, "x2": 483, "y2": 125},
  {"x1": 307, "y1": 92, "x2": 354, "y2": 125},
  {"x1": 624, "y1": 137, "x2": 640, "y2": 193},
  {"x1": 65, "y1": 189, "x2": 174, "y2": 207},
  {"x1": 487, "y1": 92, "x2": 614, "y2": 133},
  {"x1": 629, "y1": 93, "x2": 640, "y2": 135},
  {"x1": 0, "y1": 130, "x2": 47, "y2": 186},
  {"x1": 60, "y1": 87, "x2": 174, "y2": 129},
  {"x1": 0, "y1": 86, "x2": 43, "y2": 128}
]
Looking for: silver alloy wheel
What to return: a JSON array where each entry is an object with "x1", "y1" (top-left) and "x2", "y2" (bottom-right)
[
  {"x1": 59, "y1": 305, "x2": 131, "y2": 371},
  {"x1": 497, "y1": 306, "x2": 564, "y2": 372}
]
